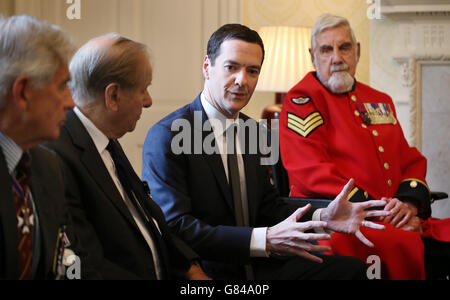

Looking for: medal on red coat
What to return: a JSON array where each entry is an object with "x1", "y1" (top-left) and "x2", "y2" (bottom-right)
[{"x1": 356, "y1": 103, "x2": 397, "y2": 125}]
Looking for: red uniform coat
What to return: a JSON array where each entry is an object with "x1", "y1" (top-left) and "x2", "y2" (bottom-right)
[
  {"x1": 280, "y1": 72, "x2": 431, "y2": 214},
  {"x1": 280, "y1": 72, "x2": 433, "y2": 279}
]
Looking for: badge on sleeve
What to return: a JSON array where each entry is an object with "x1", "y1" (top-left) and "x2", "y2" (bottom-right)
[
  {"x1": 287, "y1": 112, "x2": 324, "y2": 138},
  {"x1": 356, "y1": 103, "x2": 397, "y2": 125},
  {"x1": 291, "y1": 96, "x2": 311, "y2": 105}
]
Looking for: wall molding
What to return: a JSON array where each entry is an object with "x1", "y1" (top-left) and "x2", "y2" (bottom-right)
[
  {"x1": 388, "y1": 16, "x2": 450, "y2": 150},
  {"x1": 394, "y1": 57, "x2": 450, "y2": 151},
  {"x1": 381, "y1": 0, "x2": 450, "y2": 16}
]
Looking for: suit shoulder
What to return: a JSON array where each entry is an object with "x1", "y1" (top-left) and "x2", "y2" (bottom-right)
[
  {"x1": 144, "y1": 103, "x2": 195, "y2": 154},
  {"x1": 30, "y1": 145, "x2": 60, "y2": 164},
  {"x1": 153, "y1": 103, "x2": 193, "y2": 129},
  {"x1": 30, "y1": 146, "x2": 64, "y2": 182}
]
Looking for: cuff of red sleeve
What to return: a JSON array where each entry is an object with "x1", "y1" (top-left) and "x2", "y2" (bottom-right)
[
  {"x1": 347, "y1": 187, "x2": 371, "y2": 203},
  {"x1": 395, "y1": 178, "x2": 431, "y2": 219}
]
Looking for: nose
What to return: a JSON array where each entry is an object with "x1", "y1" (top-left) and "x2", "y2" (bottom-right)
[
  {"x1": 143, "y1": 90, "x2": 152, "y2": 108},
  {"x1": 234, "y1": 70, "x2": 248, "y2": 88},
  {"x1": 332, "y1": 50, "x2": 345, "y2": 65}
]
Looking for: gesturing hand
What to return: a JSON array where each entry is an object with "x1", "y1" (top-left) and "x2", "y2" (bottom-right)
[
  {"x1": 266, "y1": 204, "x2": 332, "y2": 263},
  {"x1": 321, "y1": 179, "x2": 391, "y2": 248}
]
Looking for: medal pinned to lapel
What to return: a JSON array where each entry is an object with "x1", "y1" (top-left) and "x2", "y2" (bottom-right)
[
  {"x1": 53, "y1": 225, "x2": 77, "y2": 280},
  {"x1": 291, "y1": 96, "x2": 311, "y2": 105},
  {"x1": 356, "y1": 103, "x2": 397, "y2": 125}
]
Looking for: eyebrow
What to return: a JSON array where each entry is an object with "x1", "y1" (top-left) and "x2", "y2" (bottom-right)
[
  {"x1": 319, "y1": 41, "x2": 353, "y2": 49},
  {"x1": 339, "y1": 42, "x2": 353, "y2": 48},
  {"x1": 224, "y1": 60, "x2": 261, "y2": 70}
]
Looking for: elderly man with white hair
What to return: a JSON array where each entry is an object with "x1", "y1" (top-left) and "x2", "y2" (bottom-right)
[
  {"x1": 45, "y1": 33, "x2": 209, "y2": 280},
  {"x1": 280, "y1": 13, "x2": 450, "y2": 280},
  {"x1": 0, "y1": 15, "x2": 84, "y2": 280}
]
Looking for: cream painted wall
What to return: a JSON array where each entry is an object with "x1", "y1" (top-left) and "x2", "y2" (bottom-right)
[
  {"x1": 242, "y1": 0, "x2": 371, "y2": 120},
  {"x1": 1, "y1": 0, "x2": 242, "y2": 175},
  {"x1": 0, "y1": 0, "x2": 14, "y2": 16}
]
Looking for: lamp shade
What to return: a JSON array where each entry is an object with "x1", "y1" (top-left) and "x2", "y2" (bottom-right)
[{"x1": 256, "y1": 26, "x2": 314, "y2": 93}]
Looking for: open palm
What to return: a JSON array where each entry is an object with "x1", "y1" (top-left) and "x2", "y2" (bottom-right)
[{"x1": 322, "y1": 179, "x2": 390, "y2": 247}]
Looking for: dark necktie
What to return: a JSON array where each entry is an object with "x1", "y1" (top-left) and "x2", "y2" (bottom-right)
[
  {"x1": 106, "y1": 139, "x2": 168, "y2": 279},
  {"x1": 11, "y1": 152, "x2": 33, "y2": 280},
  {"x1": 226, "y1": 125, "x2": 254, "y2": 280},
  {"x1": 226, "y1": 125, "x2": 246, "y2": 227}
]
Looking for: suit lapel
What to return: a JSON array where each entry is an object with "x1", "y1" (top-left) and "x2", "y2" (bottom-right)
[
  {"x1": 190, "y1": 97, "x2": 234, "y2": 213},
  {"x1": 64, "y1": 110, "x2": 138, "y2": 230},
  {"x1": 0, "y1": 150, "x2": 19, "y2": 279},
  {"x1": 29, "y1": 149, "x2": 56, "y2": 277}
]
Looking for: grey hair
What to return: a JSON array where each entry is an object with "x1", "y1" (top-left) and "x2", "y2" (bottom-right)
[
  {"x1": 311, "y1": 14, "x2": 357, "y2": 51},
  {"x1": 69, "y1": 33, "x2": 150, "y2": 106},
  {"x1": 0, "y1": 15, "x2": 75, "y2": 109}
]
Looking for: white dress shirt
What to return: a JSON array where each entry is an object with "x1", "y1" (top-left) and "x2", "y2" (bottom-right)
[
  {"x1": 200, "y1": 93, "x2": 269, "y2": 258},
  {"x1": 74, "y1": 107, "x2": 163, "y2": 279}
]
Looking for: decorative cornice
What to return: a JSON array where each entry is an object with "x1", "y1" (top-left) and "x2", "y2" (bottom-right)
[{"x1": 380, "y1": 1, "x2": 450, "y2": 16}]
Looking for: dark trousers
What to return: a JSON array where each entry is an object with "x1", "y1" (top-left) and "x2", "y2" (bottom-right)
[
  {"x1": 424, "y1": 238, "x2": 450, "y2": 280},
  {"x1": 254, "y1": 255, "x2": 367, "y2": 280}
]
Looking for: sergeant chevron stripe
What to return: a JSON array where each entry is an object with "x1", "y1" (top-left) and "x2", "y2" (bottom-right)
[{"x1": 287, "y1": 112, "x2": 324, "y2": 138}]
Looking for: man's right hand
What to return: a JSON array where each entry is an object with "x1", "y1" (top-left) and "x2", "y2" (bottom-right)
[{"x1": 266, "y1": 204, "x2": 332, "y2": 263}]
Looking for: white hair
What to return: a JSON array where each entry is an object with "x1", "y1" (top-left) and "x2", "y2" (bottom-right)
[
  {"x1": 69, "y1": 33, "x2": 150, "y2": 106},
  {"x1": 311, "y1": 14, "x2": 357, "y2": 51},
  {"x1": 0, "y1": 15, "x2": 75, "y2": 108}
]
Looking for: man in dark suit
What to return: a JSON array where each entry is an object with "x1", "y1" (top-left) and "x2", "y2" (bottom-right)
[
  {"x1": 45, "y1": 33, "x2": 209, "y2": 280},
  {"x1": 143, "y1": 24, "x2": 391, "y2": 280},
  {"x1": 0, "y1": 15, "x2": 81, "y2": 280}
]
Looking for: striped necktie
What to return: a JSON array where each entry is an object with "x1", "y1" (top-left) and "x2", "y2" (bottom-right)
[{"x1": 11, "y1": 152, "x2": 33, "y2": 280}]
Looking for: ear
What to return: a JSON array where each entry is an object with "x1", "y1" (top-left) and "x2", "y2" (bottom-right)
[
  {"x1": 11, "y1": 75, "x2": 31, "y2": 111},
  {"x1": 104, "y1": 83, "x2": 120, "y2": 112},
  {"x1": 203, "y1": 55, "x2": 211, "y2": 80}
]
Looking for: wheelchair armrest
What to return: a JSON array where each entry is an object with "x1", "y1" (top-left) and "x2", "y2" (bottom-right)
[
  {"x1": 281, "y1": 197, "x2": 332, "y2": 209},
  {"x1": 431, "y1": 191, "x2": 448, "y2": 202}
]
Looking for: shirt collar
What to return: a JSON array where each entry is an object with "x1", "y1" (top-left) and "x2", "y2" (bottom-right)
[
  {"x1": 0, "y1": 131, "x2": 24, "y2": 174},
  {"x1": 200, "y1": 91, "x2": 240, "y2": 138},
  {"x1": 74, "y1": 107, "x2": 110, "y2": 154}
]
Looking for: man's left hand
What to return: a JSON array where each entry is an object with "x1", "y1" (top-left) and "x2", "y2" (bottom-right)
[
  {"x1": 321, "y1": 179, "x2": 390, "y2": 247},
  {"x1": 382, "y1": 198, "x2": 418, "y2": 229}
]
